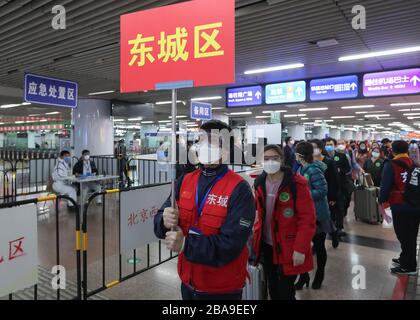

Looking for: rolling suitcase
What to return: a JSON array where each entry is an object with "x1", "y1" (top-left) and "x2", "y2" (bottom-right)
[
  {"x1": 242, "y1": 263, "x2": 266, "y2": 300},
  {"x1": 354, "y1": 174, "x2": 381, "y2": 224}
]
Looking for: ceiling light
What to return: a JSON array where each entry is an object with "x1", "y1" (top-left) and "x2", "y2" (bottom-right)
[
  {"x1": 255, "y1": 116, "x2": 270, "y2": 119},
  {"x1": 399, "y1": 108, "x2": 420, "y2": 112},
  {"x1": 301, "y1": 117, "x2": 309, "y2": 120},
  {"x1": 364, "y1": 114, "x2": 390, "y2": 118},
  {"x1": 155, "y1": 100, "x2": 184, "y2": 105},
  {"x1": 331, "y1": 116, "x2": 355, "y2": 119},
  {"x1": 244, "y1": 63, "x2": 304, "y2": 75},
  {"x1": 45, "y1": 112, "x2": 60, "y2": 115},
  {"x1": 408, "y1": 116, "x2": 420, "y2": 120},
  {"x1": 15, "y1": 121, "x2": 24, "y2": 124},
  {"x1": 21, "y1": 102, "x2": 31, "y2": 106},
  {"x1": 341, "y1": 105, "x2": 375, "y2": 109},
  {"x1": 141, "y1": 121, "x2": 154, "y2": 124},
  {"x1": 228, "y1": 112, "x2": 253, "y2": 116},
  {"x1": 113, "y1": 119, "x2": 125, "y2": 122},
  {"x1": 355, "y1": 111, "x2": 368, "y2": 114},
  {"x1": 391, "y1": 102, "x2": 420, "y2": 107},
  {"x1": 315, "y1": 119, "x2": 334, "y2": 123},
  {"x1": 28, "y1": 114, "x2": 40, "y2": 117},
  {"x1": 0, "y1": 104, "x2": 21, "y2": 109},
  {"x1": 128, "y1": 117, "x2": 143, "y2": 121},
  {"x1": 403, "y1": 113, "x2": 420, "y2": 116},
  {"x1": 168, "y1": 116, "x2": 187, "y2": 119},
  {"x1": 283, "y1": 114, "x2": 306, "y2": 118},
  {"x1": 339, "y1": 45, "x2": 420, "y2": 61},
  {"x1": 212, "y1": 107, "x2": 224, "y2": 110},
  {"x1": 39, "y1": 119, "x2": 48, "y2": 122},
  {"x1": 191, "y1": 96, "x2": 222, "y2": 101},
  {"x1": 299, "y1": 107, "x2": 328, "y2": 112},
  {"x1": 262, "y1": 110, "x2": 287, "y2": 114},
  {"x1": 88, "y1": 90, "x2": 115, "y2": 96},
  {"x1": 158, "y1": 120, "x2": 171, "y2": 123}
]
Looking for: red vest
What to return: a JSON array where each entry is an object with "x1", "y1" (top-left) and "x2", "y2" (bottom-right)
[
  {"x1": 177, "y1": 169, "x2": 248, "y2": 294},
  {"x1": 389, "y1": 157, "x2": 413, "y2": 205}
]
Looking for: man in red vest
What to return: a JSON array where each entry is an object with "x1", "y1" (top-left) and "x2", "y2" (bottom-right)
[
  {"x1": 154, "y1": 120, "x2": 255, "y2": 300},
  {"x1": 379, "y1": 140, "x2": 420, "y2": 275}
]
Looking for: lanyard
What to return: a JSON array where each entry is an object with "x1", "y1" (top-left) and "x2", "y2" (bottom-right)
[{"x1": 195, "y1": 168, "x2": 228, "y2": 222}]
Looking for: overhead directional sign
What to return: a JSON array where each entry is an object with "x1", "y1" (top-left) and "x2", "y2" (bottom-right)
[
  {"x1": 191, "y1": 101, "x2": 212, "y2": 120},
  {"x1": 310, "y1": 75, "x2": 358, "y2": 101},
  {"x1": 24, "y1": 73, "x2": 78, "y2": 108},
  {"x1": 363, "y1": 68, "x2": 420, "y2": 97},
  {"x1": 227, "y1": 85, "x2": 263, "y2": 107},
  {"x1": 265, "y1": 81, "x2": 306, "y2": 104},
  {"x1": 120, "y1": 0, "x2": 235, "y2": 93}
]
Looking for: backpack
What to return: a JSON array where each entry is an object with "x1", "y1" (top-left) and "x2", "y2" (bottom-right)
[{"x1": 393, "y1": 160, "x2": 420, "y2": 208}]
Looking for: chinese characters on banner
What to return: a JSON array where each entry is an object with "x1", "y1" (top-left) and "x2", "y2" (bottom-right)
[
  {"x1": 120, "y1": 0, "x2": 235, "y2": 93},
  {"x1": 120, "y1": 184, "x2": 171, "y2": 253},
  {"x1": 191, "y1": 101, "x2": 212, "y2": 120},
  {"x1": 363, "y1": 68, "x2": 420, "y2": 97},
  {"x1": 24, "y1": 73, "x2": 78, "y2": 108},
  {"x1": 0, "y1": 204, "x2": 38, "y2": 297}
]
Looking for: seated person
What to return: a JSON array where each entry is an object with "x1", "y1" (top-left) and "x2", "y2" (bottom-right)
[
  {"x1": 73, "y1": 150, "x2": 102, "y2": 204},
  {"x1": 52, "y1": 150, "x2": 77, "y2": 210}
]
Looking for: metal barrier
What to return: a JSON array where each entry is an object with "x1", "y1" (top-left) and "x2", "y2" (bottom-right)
[
  {"x1": 0, "y1": 194, "x2": 82, "y2": 300},
  {"x1": 0, "y1": 149, "x2": 58, "y2": 160},
  {"x1": 81, "y1": 183, "x2": 176, "y2": 300}
]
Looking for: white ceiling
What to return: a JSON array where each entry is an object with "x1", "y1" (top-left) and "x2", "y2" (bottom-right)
[{"x1": 0, "y1": 0, "x2": 420, "y2": 132}]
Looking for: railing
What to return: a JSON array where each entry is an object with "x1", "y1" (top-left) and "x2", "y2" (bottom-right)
[{"x1": 0, "y1": 194, "x2": 81, "y2": 300}]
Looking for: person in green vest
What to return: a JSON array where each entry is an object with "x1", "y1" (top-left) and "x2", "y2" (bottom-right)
[{"x1": 363, "y1": 146, "x2": 384, "y2": 187}]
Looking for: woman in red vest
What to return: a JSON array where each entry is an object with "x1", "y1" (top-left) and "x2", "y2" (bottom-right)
[{"x1": 251, "y1": 144, "x2": 316, "y2": 300}]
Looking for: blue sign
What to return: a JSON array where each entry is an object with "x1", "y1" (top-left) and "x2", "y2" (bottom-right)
[
  {"x1": 310, "y1": 75, "x2": 358, "y2": 101},
  {"x1": 24, "y1": 73, "x2": 78, "y2": 108},
  {"x1": 265, "y1": 81, "x2": 306, "y2": 104},
  {"x1": 191, "y1": 101, "x2": 212, "y2": 120},
  {"x1": 227, "y1": 85, "x2": 263, "y2": 107}
]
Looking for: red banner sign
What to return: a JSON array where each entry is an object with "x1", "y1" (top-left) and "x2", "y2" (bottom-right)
[{"x1": 120, "y1": 0, "x2": 235, "y2": 93}]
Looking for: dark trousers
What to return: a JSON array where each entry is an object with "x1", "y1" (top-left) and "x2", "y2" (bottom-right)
[
  {"x1": 313, "y1": 232, "x2": 327, "y2": 270},
  {"x1": 330, "y1": 201, "x2": 344, "y2": 230},
  {"x1": 261, "y1": 242, "x2": 297, "y2": 300},
  {"x1": 181, "y1": 283, "x2": 242, "y2": 300},
  {"x1": 392, "y1": 209, "x2": 420, "y2": 271}
]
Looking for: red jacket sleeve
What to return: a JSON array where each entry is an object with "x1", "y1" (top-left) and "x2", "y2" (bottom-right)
[{"x1": 292, "y1": 176, "x2": 316, "y2": 255}]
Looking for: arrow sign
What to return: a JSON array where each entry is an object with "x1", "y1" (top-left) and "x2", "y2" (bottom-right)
[
  {"x1": 255, "y1": 91, "x2": 262, "y2": 99},
  {"x1": 350, "y1": 82, "x2": 357, "y2": 90},
  {"x1": 296, "y1": 87, "x2": 303, "y2": 96},
  {"x1": 410, "y1": 75, "x2": 420, "y2": 86}
]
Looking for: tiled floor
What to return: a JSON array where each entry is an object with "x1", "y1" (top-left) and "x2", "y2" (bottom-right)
[
  {"x1": 404, "y1": 234, "x2": 420, "y2": 300},
  {"x1": 2, "y1": 193, "x2": 417, "y2": 300}
]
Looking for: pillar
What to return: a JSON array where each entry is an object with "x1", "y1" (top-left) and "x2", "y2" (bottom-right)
[
  {"x1": 342, "y1": 130, "x2": 354, "y2": 141},
  {"x1": 329, "y1": 128, "x2": 341, "y2": 140},
  {"x1": 286, "y1": 125, "x2": 305, "y2": 141},
  {"x1": 72, "y1": 98, "x2": 114, "y2": 156},
  {"x1": 312, "y1": 127, "x2": 330, "y2": 139}
]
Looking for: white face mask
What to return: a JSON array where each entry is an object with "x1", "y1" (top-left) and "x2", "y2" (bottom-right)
[
  {"x1": 371, "y1": 151, "x2": 380, "y2": 159},
  {"x1": 313, "y1": 148, "x2": 321, "y2": 156},
  {"x1": 263, "y1": 160, "x2": 281, "y2": 174},
  {"x1": 197, "y1": 143, "x2": 221, "y2": 165},
  {"x1": 84, "y1": 155, "x2": 90, "y2": 161},
  {"x1": 337, "y1": 144, "x2": 346, "y2": 152}
]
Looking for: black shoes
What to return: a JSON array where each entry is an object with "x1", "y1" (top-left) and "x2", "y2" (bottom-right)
[
  {"x1": 390, "y1": 266, "x2": 417, "y2": 275},
  {"x1": 312, "y1": 269, "x2": 325, "y2": 290},
  {"x1": 392, "y1": 258, "x2": 400, "y2": 266},
  {"x1": 294, "y1": 273, "x2": 310, "y2": 290},
  {"x1": 331, "y1": 231, "x2": 340, "y2": 249}
]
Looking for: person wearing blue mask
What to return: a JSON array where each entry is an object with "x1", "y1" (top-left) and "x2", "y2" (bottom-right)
[
  {"x1": 52, "y1": 150, "x2": 77, "y2": 210},
  {"x1": 73, "y1": 150, "x2": 102, "y2": 205}
]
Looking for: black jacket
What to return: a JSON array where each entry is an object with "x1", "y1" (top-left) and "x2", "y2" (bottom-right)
[
  {"x1": 322, "y1": 156, "x2": 339, "y2": 202},
  {"x1": 284, "y1": 145, "x2": 295, "y2": 168},
  {"x1": 73, "y1": 159, "x2": 98, "y2": 176}
]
